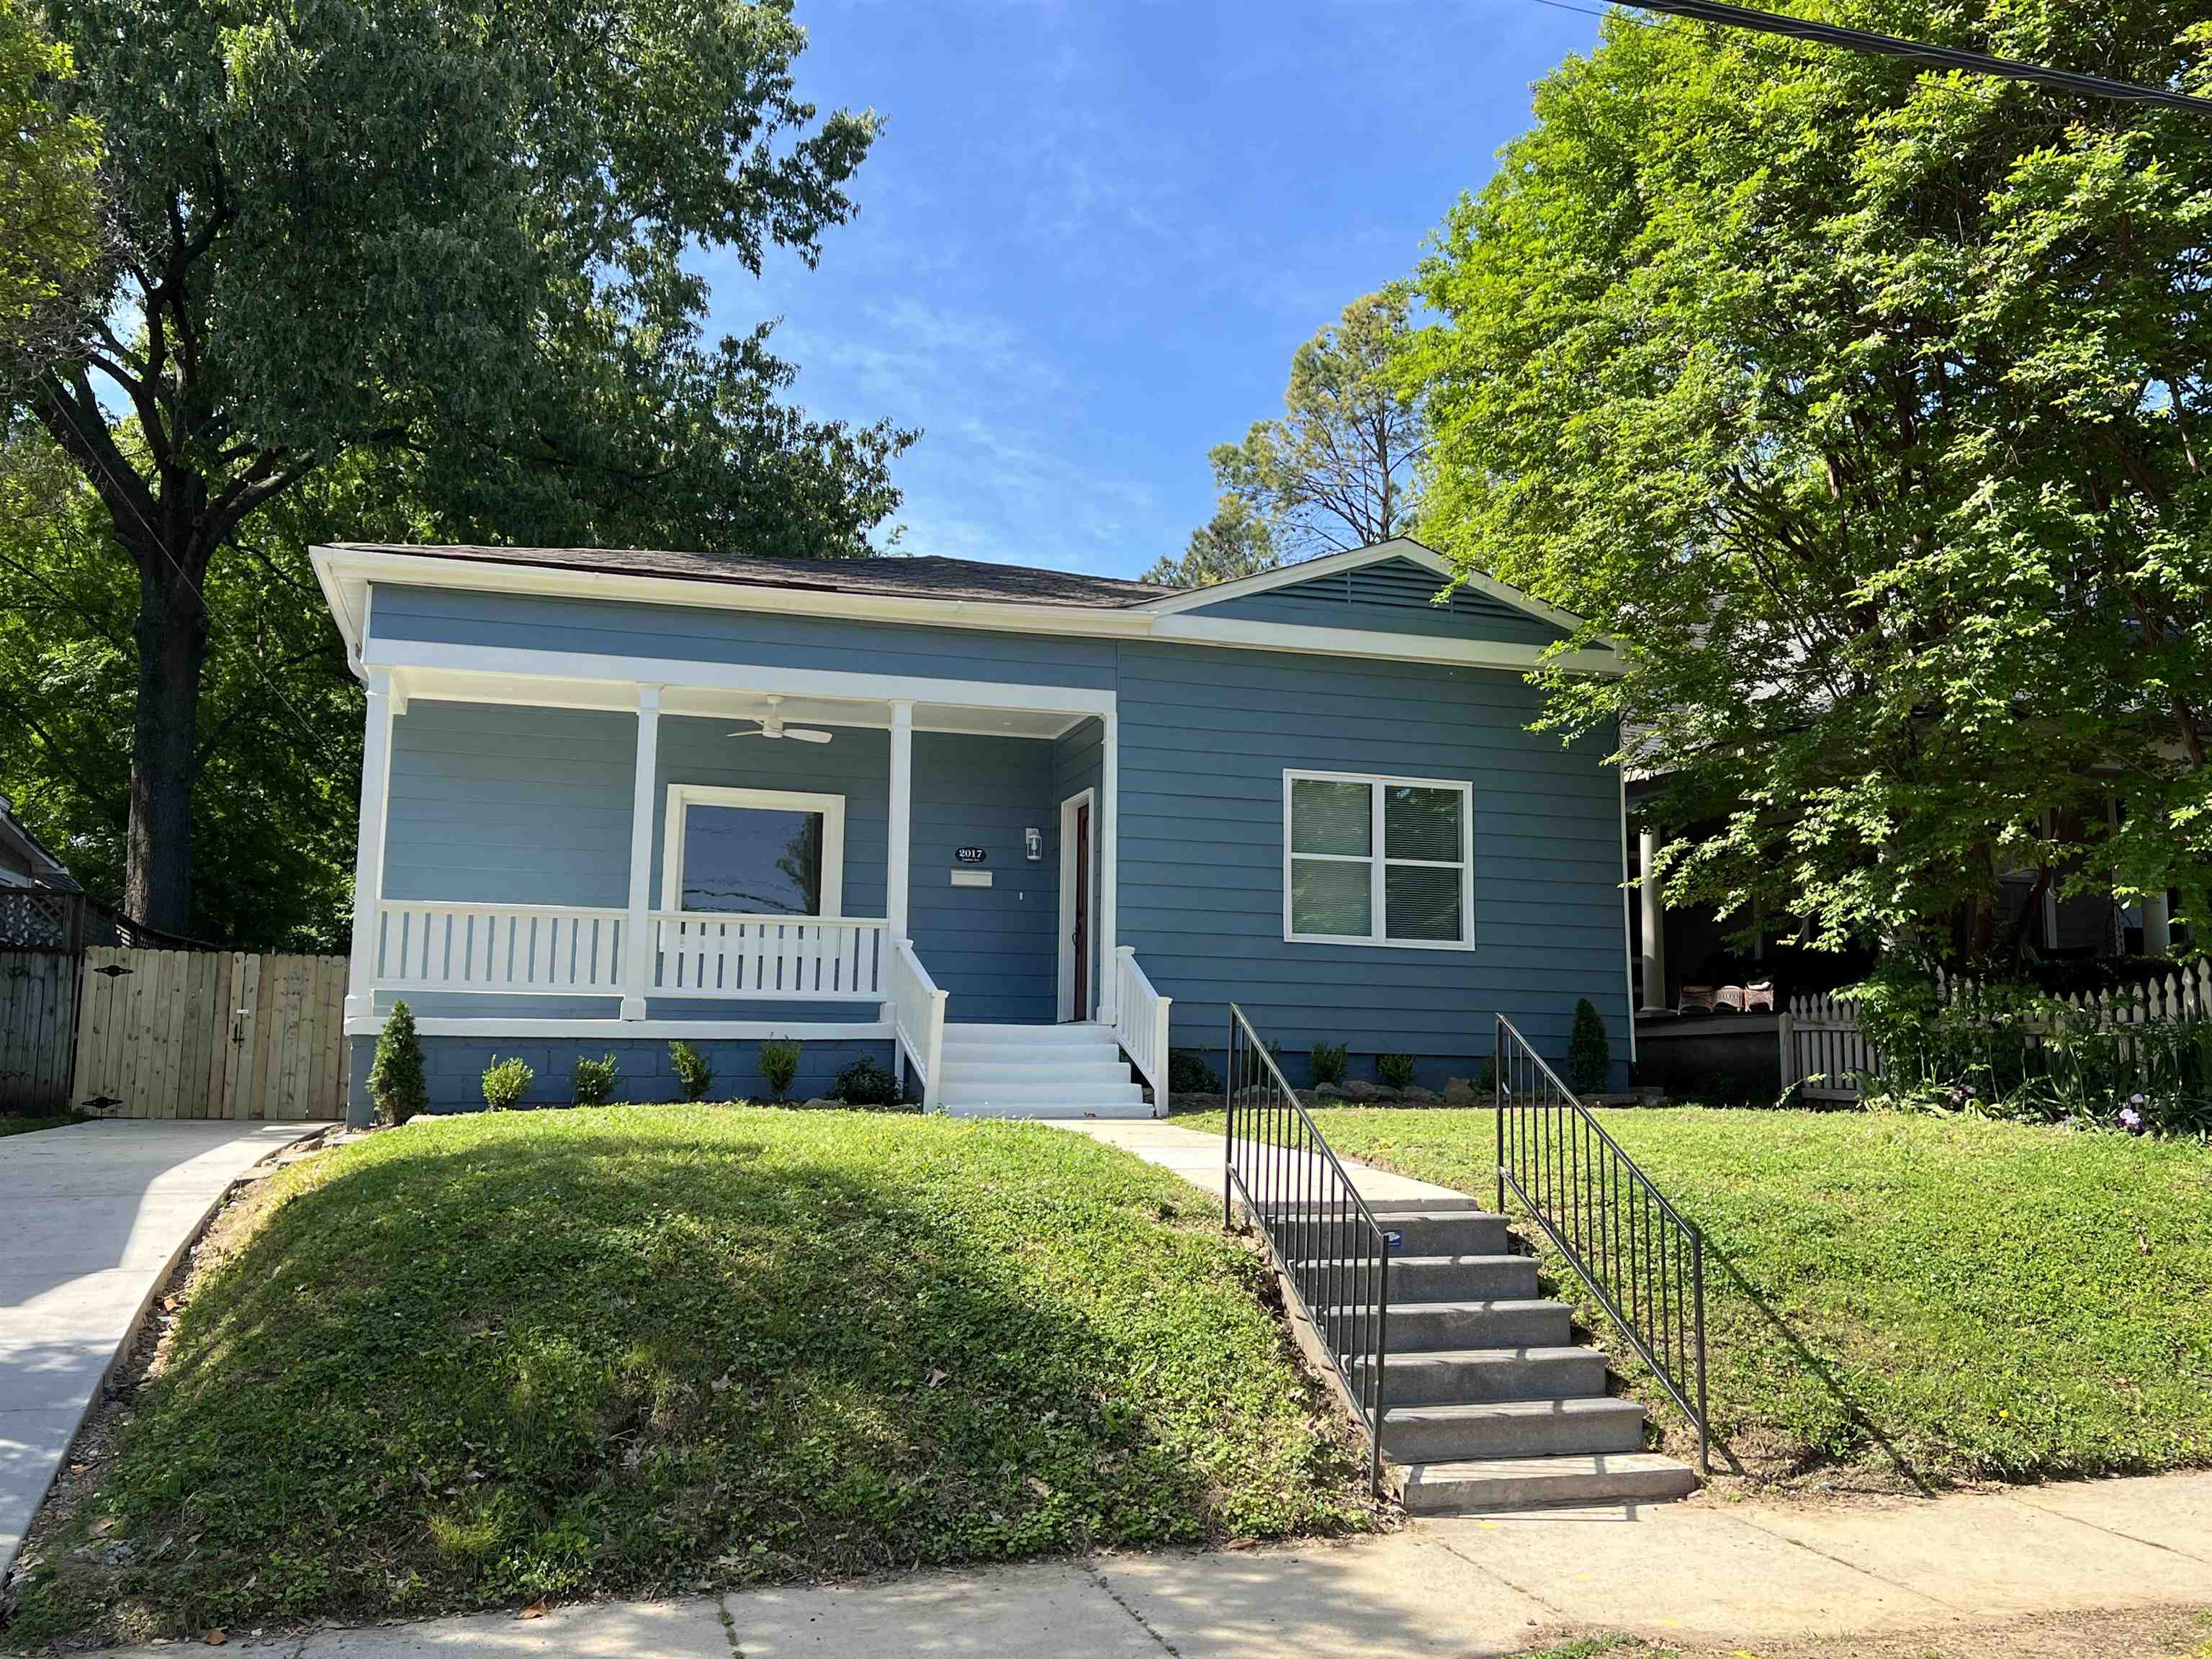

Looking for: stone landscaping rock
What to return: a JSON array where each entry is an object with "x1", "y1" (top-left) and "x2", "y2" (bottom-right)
[
  {"x1": 1442, "y1": 1076, "x2": 1478, "y2": 1105},
  {"x1": 1340, "y1": 1079, "x2": 1388, "y2": 1103},
  {"x1": 1314, "y1": 1082, "x2": 1349, "y2": 1102},
  {"x1": 1401, "y1": 1085, "x2": 1441, "y2": 1105},
  {"x1": 798, "y1": 1097, "x2": 840, "y2": 1111}
]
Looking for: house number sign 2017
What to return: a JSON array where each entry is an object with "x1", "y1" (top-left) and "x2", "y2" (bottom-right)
[{"x1": 955, "y1": 847, "x2": 987, "y2": 863}]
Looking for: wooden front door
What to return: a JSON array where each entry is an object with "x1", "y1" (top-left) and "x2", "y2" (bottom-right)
[{"x1": 1071, "y1": 801, "x2": 1091, "y2": 1020}]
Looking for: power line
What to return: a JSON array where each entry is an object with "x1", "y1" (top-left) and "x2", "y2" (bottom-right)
[{"x1": 1622, "y1": 0, "x2": 2212, "y2": 114}]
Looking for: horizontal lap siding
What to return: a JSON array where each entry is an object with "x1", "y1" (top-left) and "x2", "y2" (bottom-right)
[
  {"x1": 1186, "y1": 557, "x2": 1568, "y2": 646},
  {"x1": 1115, "y1": 642, "x2": 1626, "y2": 1074},
  {"x1": 370, "y1": 585, "x2": 1118, "y2": 688},
  {"x1": 651, "y1": 715, "x2": 891, "y2": 916},
  {"x1": 384, "y1": 701, "x2": 634, "y2": 906},
  {"x1": 910, "y1": 733, "x2": 1057, "y2": 1023}
]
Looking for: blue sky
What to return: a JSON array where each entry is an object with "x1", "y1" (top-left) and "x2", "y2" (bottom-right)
[{"x1": 707, "y1": 0, "x2": 1603, "y2": 580}]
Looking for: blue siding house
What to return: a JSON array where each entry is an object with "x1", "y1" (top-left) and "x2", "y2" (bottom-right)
[{"x1": 317, "y1": 539, "x2": 1632, "y2": 1120}]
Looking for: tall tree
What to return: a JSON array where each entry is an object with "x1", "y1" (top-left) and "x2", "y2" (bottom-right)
[
  {"x1": 0, "y1": 0, "x2": 99, "y2": 368},
  {"x1": 1406, "y1": 1, "x2": 2212, "y2": 960},
  {"x1": 28, "y1": 0, "x2": 908, "y2": 934},
  {"x1": 1143, "y1": 493, "x2": 1278, "y2": 588},
  {"x1": 1208, "y1": 283, "x2": 1428, "y2": 560}
]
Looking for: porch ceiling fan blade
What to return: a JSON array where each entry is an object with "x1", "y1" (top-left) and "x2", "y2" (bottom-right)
[{"x1": 784, "y1": 727, "x2": 833, "y2": 743}]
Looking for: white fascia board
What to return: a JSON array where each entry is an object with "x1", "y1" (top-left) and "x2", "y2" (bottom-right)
[
  {"x1": 1141, "y1": 536, "x2": 1602, "y2": 644},
  {"x1": 316, "y1": 545, "x2": 1154, "y2": 645},
  {"x1": 344, "y1": 1015, "x2": 894, "y2": 1040},
  {"x1": 1150, "y1": 613, "x2": 1625, "y2": 676},
  {"x1": 361, "y1": 636, "x2": 1122, "y2": 716},
  {"x1": 314, "y1": 541, "x2": 1619, "y2": 678}
]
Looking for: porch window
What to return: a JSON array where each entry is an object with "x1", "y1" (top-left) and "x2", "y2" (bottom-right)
[
  {"x1": 661, "y1": 786, "x2": 845, "y2": 917},
  {"x1": 1283, "y1": 770, "x2": 1473, "y2": 948}
]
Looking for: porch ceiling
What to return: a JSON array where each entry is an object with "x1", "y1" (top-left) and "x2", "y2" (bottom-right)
[{"x1": 390, "y1": 665, "x2": 1082, "y2": 739}]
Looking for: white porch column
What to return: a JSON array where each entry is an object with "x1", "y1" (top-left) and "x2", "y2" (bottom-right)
[
  {"x1": 1637, "y1": 828, "x2": 1668, "y2": 1014},
  {"x1": 344, "y1": 666, "x2": 400, "y2": 1022},
  {"x1": 2144, "y1": 887, "x2": 2172, "y2": 957},
  {"x1": 1097, "y1": 711, "x2": 1119, "y2": 1025},
  {"x1": 886, "y1": 701, "x2": 913, "y2": 943},
  {"x1": 620, "y1": 684, "x2": 662, "y2": 1021}
]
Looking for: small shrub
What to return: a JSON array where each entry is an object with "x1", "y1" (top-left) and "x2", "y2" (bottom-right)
[
  {"x1": 482, "y1": 1056, "x2": 534, "y2": 1111},
  {"x1": 1568, "y1": 997, "x2": 1610, "y2": 1093},
  {"x1": 1308, "y1": 1040, "x2": 1348, "y2": 1086},
  {"x1": 1475, "y1": 1055, "x2": 1498, "y2": 1094},
  {"x1": 833, "y1": 1055, "x2": 902, "y2": 1107},
  {"x1": 367, "y1": 1000, "x2": 428, "y2": 1125},
  {"x1": 1168, "y1": 1048, "x2": 1221, "y2": 1094},
  {"x1": 669, "y1": 1040, "x2": 713, "y2": 1103},
  {"x1": 572, "y1": 1052, "x2": 621, "y2": 1106},
  {"x1": 758, "y1": 1038, "x2": 801, "y2": 1101},
  {"x1": 1377, "y1": 1052, "x2": 1416, "y2": 1089}
]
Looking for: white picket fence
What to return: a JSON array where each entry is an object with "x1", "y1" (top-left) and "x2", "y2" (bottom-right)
[{"x1": 1782, "y1": 961, "x2": 2212, "y2": 1102}]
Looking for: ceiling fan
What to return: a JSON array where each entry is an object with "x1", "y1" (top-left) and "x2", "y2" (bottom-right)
[{"x1": 729, "y1": 696, "x2": 833, "y2": 744}]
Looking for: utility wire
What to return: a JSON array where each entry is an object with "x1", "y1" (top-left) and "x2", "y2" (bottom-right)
[{"x1": 1620, "y1": 0, "x2": 2212, "y2": 114}]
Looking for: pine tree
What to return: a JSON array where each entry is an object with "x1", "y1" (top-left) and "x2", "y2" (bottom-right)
[{"x1": 367, "y1": 999, "x2": 428, "y2": 1125}]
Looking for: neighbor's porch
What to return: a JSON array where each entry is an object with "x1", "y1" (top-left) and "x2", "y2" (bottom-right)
[{"x1": 341, "y1": 657, "x2": 1169, "y2": 1107}]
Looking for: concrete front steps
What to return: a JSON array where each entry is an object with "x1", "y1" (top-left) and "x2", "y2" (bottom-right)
[
  {"x1": 935, "y1": 1022, "x2": 1158, "y2": 1120},
  {"x1": 1290, "y1": 1196, "x2": 1699, "y2": 1514}
]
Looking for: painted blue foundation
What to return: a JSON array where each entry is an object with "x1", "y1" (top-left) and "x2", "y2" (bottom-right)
[{"x1": 346, "y1": 1034, "x2": 897, "y2": 1125}]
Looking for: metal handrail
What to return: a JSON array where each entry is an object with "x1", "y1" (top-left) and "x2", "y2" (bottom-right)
[
  {"x1": 1495, "y1": 1014, "x2": 1709, "y2": 1472},
  {"x1": 1223, "y1": 1003, "x2": 1390, "y2": 1496}
]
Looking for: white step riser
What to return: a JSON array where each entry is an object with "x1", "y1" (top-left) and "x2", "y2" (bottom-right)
[
  {"x1": 940, "y1": 1053, "x2": 1127, "y2": 1074},
  {"x1": 943, "y1": 1087, "x2": 1146, "y2": 1107},
  {"x1": 945, "y1": 1023, "x2": 1115, "y2": 1043},
  {"x1": 944, "y1": 1102, "x2": 1159, "y2": 1120}
]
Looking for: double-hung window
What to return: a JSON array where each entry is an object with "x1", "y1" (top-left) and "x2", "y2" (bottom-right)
[
  {"x1": 660, "y1": 786, "x2": 845, "y2": 917},
  {"x1": 1283, "y1": 770, "x2": 1473, "y2": 948}
]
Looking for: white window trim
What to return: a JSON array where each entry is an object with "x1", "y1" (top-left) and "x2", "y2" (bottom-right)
[
  {"x1": 1282, "y1": 768, "x2": 1475, "y2": 951},
  {"x1": 660, "y1": 783, "x2": 846, "y2": 918}
]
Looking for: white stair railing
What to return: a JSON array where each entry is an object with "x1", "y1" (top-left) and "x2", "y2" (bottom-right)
[
  {"x1": 1112, "y1": 945, "x2": 1171, "y2": 1111},
  {"x1": 886, "y1": 939, "x2": 948, "y2": 1111}
]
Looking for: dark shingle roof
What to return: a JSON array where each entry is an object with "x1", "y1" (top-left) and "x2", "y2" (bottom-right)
[{"x1": 328, "y1": 543, "x2": 1179, "y2": 610}]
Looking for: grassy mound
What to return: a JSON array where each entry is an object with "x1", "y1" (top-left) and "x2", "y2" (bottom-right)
[
  {"x1": 8, "y1": 1107, "x2": 1368, "y2": 1644},
  {"x1": 1182, "y1": 1105, "x2": 2212, "y2": 1488}
]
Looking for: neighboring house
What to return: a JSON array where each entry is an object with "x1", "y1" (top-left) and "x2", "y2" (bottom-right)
[
  {"x1": 0, "y1": 793, "x2": 79, "y2": 892},
  {"x1": 315, "y1": 538, "x2": 1632, "y2": 1119}
]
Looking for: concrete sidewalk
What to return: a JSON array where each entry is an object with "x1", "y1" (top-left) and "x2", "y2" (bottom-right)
[
  {"x1": 0, "y1": 1119, "x2": 325, "y2": 1575},
  {"x1": 76, "y1": 1469, "x2": 2212, "y2": 1656},
  {"x1": 1062, "y1": 1118, "x2": 1470, "y2": 1208}
]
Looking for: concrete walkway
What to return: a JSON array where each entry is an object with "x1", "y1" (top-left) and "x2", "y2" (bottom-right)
[
  {"x1": 1062, "y1": 1118, "x2": 1470, "y2": 1208},
  {"x1": 74, "y1": 1469, "x2": 2212, "y2": 1656},
  {"x1": 0, "y1": 1119, "x2": 325, "y2": 1575}
]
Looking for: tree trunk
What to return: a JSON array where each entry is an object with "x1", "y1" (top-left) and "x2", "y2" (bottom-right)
[{"x1": 126, "y1": 541, "x2": 212, "y2": 935}]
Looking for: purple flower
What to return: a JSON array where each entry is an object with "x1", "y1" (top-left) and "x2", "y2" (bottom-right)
[{"x1": 2118, "y1": 1104, "x2": 2145, "y2": 1136}]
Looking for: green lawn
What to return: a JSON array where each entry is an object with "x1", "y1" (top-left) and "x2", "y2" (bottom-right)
[
  {"x1": 1182, "y1": 1105, "x2": 2212, "y2": 1489},
  {"x1": 0, "y1": 1111, "x2": 89, "y2": 1137},
  {"x1": 6, "y1": 1106, "x2": 1370, "y2": 1647}
]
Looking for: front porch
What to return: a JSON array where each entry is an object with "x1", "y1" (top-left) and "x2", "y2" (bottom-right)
[{"x1": 341, "y1": 655, "x2": 1169, "y2": 1112}]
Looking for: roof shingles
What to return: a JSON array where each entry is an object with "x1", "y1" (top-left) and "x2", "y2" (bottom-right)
[{"x1": 327, "y1": 543, "x2": 1179, "y2": 611}]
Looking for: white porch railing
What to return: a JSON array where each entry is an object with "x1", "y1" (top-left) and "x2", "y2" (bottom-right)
[
  {"x1": 886, "y1": 938, "x2": 948, "y2": 1110},
  {"x1": 1112, "y1": 945, "x2": 1171, "y2": 1107},
  {"x1": 651, "y1": 913, "x2": 887, "y2": 1000},
  {"x1": 374, "y1": 902, "x2": 629, "y2": 994}
]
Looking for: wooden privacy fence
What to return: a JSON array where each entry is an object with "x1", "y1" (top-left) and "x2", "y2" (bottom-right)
[
  {"x1": 72, "y1": 948, "x2": 349, "y2": 1120},
  {"x1": 0, "y1": 949, "x2": 81, "y2": 1112},
  {"x1": 1783, "y1": 961, "x2": 2212, "y2": 1104}
]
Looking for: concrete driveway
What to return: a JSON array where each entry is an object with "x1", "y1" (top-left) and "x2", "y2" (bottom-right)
[{"x1": 0, "y1": 1119, "x2": 325, "y2": 1576}]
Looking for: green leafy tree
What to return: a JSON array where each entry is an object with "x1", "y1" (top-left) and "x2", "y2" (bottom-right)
[
  {"x1": 1407, "y1": 2, "x2": 2212, "y2": 963},
  {"x1": 27, "y1": 0, "x2": 909, "y2": 935},
  {"x1": 0, "y1": 0, "x2": 99, "y2": 369},
  {"x1": 1209, "y1": 284, "x2": 1426, "y2": 560},
  {"x1": 1143, "y1": 493, "x2": 1278, "y2": 588}
]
